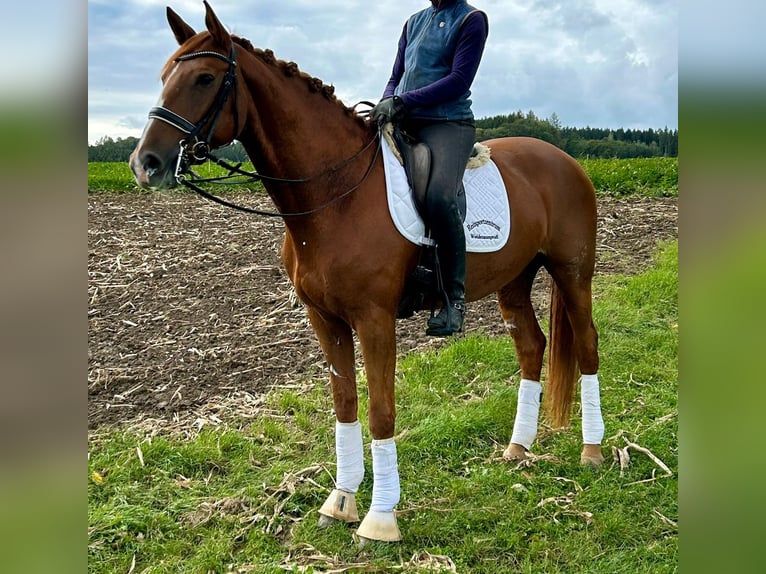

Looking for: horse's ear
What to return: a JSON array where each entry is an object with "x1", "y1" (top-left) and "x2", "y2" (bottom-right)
[
  {"x1": 167, "y1": 6, "x2": 197, "y2": 45},
  {"x1": 203, "y1": 1, "x2": 232, "y2": 51}
]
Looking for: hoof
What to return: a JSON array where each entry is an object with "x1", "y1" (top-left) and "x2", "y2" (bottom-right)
[
  {"x1": 355, "y1": 510, "x2": 402, "y2": 543},
  {"x1": 581, "y1": 444, "x2": 605, "y2": 467},
  {"x1": 503, "y1": 443, "x2": 529, "y2": 461},
  {"x1": 318, "y1": 489, "x2": 359, "y2": 525}
]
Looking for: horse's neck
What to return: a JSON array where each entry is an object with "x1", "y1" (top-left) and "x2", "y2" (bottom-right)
[{"x1": 237, "y1": 55, "x2": 373, "y2": 216}]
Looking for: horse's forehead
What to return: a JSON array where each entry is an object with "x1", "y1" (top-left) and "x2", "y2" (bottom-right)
[
  {"x1": 160, "y1": 59, "x2": 178, "y2": 83},
  {"x1": 160, "y1": 33, "x2": 217, "y2": 79},
  {"x1": 160, "y1": 46, "x2": 221, "y2": 83}
]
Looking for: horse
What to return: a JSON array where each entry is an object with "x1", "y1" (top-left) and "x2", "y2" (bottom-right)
[{"x1": 130, "y1": 1, "x2": 605, "y2": 543}]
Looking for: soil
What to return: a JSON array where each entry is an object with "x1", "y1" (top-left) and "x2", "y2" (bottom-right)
[{"x1": 88, "y1": 192, "x2": 677, "y2": 431}]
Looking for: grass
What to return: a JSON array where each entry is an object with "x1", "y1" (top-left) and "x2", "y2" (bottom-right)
[
  {"x1": 87, "y1": 156, "x2": 677, "y2": 198},
  {"x1": 87, "y1": 161, "x2": 266, "y2": 194},
  {"x1": 88, "y1": 241, "x2": 678, "y2": 573}
]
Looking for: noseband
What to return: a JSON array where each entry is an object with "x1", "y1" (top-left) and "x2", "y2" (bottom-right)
[{"x1": 148, "y1": 46, "x2": 239, "y2": 164}]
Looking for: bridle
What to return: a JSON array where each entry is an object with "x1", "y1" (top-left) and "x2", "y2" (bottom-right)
[
  {"x1": 149, "y1": 46, "x2": 240, "y2": 164},
  {"x1": 146, "y1": 44, "x2": 380, "y2": 218}
]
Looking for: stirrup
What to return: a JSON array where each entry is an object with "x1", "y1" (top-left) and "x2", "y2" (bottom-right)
[{"x1": 426, "y1": 300, "x2": 465, "y2": 337}]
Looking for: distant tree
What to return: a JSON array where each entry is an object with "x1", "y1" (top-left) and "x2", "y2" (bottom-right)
[
  {"x1": 88, "y1": 136, "x2": 140, "y2": 162},
  {"x1": 475, "y1": 112, "x2": 563, "y2": 149},
  {"x1": 88, "y1": 137, "x2": 250, "y2": 163}
]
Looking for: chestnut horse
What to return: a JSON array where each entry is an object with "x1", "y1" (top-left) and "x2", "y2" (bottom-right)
[{"x1": 130, "y1": 2, "x2": 605, "y2": 543}]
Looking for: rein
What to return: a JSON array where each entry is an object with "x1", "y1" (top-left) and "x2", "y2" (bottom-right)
[
  {"x1": 150, "y1": 46, "x2": 381, "y2": 218},
  {"x1": 174, "y1": 134, "x2": 382, "y2": 218}
]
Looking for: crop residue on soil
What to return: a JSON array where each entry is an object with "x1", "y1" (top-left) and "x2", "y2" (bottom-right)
[{"x1": 88, "y1": 193, "x2": 676, "y2": 430}]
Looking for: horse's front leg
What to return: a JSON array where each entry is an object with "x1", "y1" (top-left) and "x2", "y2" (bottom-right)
[
  {"x1": 306, "y1": 308, "x2": 365, "y2": 527},
  {"x1": 354, "y1": 308, "x2": 402, "y2": 543}
]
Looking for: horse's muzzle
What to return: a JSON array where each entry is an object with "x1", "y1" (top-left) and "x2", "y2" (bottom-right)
[{"x1": 129, "y1": 147, "x2": 179, "y2": 190}]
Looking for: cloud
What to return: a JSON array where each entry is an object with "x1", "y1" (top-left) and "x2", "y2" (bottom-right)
[
  {"x1": 87, "y1": 0, "x2": 678, "y2": 143},
  {"x1": 471, "y1": 0, "x2": 677, "y2": 126}
]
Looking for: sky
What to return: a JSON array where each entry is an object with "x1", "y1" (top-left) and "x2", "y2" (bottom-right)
[{"x1": 85, "y1": 0, "x2": 683, "y2": 144}]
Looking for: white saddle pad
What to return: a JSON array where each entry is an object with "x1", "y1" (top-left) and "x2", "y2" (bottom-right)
[{"x1": 382, "y1": 137, "x2": 510, "y2": 253}]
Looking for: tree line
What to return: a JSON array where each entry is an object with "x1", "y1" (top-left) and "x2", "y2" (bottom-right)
[
  {"x1": 89, "y1": 112, "x2": 677, "y2": 162},
  {"x1": 475, "y1": 111, "x2": 677, "y2": 158},
  {"x1": 88, "y1": 136, "x2": 251, "y2": 163}
]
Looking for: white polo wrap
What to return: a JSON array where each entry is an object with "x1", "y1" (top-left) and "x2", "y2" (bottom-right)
[
  {"x1": 580, "y1": 373, "x2": 605, "y2": 444},
  {"x1": 335, "y1": 420, "x2": 365, "y2": 493},
  {"x1": 510, "y1": 379, "x2": 542, "y2": 450},
  {"x1": 369, "y1": 438, "x2": 400, "y2": 512}
]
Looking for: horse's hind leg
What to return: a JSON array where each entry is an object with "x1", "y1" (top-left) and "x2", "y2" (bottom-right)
[
  {"x1": 547, "y1": 265, "x2": 605, "y2": 466},
  {"x1": 497, "y1": 260, "x2": 546, "y2": 461},
  {"x1": 307, "y1": 308, "x2": 364, "y2": 526}
]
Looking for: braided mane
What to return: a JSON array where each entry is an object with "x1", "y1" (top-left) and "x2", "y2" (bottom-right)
[
  {"x1": 232, "y1": 36, "x2": 369, "y2": 129},
  {"x1": 161, "y1": 32, "x2": 371, "y2": 130}
]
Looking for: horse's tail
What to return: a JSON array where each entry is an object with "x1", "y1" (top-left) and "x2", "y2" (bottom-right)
[{"x1": 545, "y1": 280, "x2": 578, "y2": 427}]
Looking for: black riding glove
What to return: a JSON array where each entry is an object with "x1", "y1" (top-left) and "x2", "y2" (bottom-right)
[{"x1": 372, "y1": 96, "x2": 405, "y2": 125}]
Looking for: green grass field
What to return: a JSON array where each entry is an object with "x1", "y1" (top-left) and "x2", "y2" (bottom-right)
[
  {"x1": 578, "y1": 157, "x2": 678, "y2": 197},
  {"x1": 87, "y1": 156, "x2": 678, "y2": 198},
  {"x1": 87, "y1": 161, "x2": 265, "y2": 194},
  {"x1": 88, "y1": 241, "x2": 678, "y2": 573}
]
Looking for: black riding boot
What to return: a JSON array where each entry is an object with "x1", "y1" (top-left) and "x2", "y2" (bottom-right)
[
  {"x1": 426, "y1": 208, "x2": 467, "y2": 337},
  {"x1": 426, "y1": 296, "x2": 465, "y2": 336}
]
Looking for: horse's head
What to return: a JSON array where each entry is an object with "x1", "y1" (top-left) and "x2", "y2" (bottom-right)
[{"x1": 130, "y1": 2, "x2": 245, "y2": 189}]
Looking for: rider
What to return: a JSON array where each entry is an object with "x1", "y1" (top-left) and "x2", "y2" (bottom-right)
[{"x1": 372, "y1": 0, "x2": 488, "y2": 337}]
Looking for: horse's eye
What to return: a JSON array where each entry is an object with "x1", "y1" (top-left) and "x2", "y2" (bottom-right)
[{"x1": 196, "y1": 74, "x2": 215, "y2": 87}]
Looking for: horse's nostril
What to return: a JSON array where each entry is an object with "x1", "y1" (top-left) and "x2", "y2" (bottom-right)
[{"x1": 142, "y1": 152, "x2": 164, "y2": 177}]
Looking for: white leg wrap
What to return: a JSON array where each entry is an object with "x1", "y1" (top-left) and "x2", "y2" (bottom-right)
[
  {"x1": 335, "y1": 420, "x2": 364, "y2": 493},
  {"x1": 369, "y1": 438, "x2": 400, "y2": 512},
  {"x1": 581, "y1": 373, "x2": 605, "y2": 444},
  {"x1": 510, "y1": 379, "x2": 542, "y2": 450}
]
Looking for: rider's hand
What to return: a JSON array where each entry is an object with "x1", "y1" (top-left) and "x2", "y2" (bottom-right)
[{"x1": 371, "y1": 96, "x2": 405, "y2": 126}]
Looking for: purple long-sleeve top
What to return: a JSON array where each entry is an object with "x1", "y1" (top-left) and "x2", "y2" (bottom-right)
[{"x1": 382, "y1": 10, "x2": 488, "y2": 111}]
